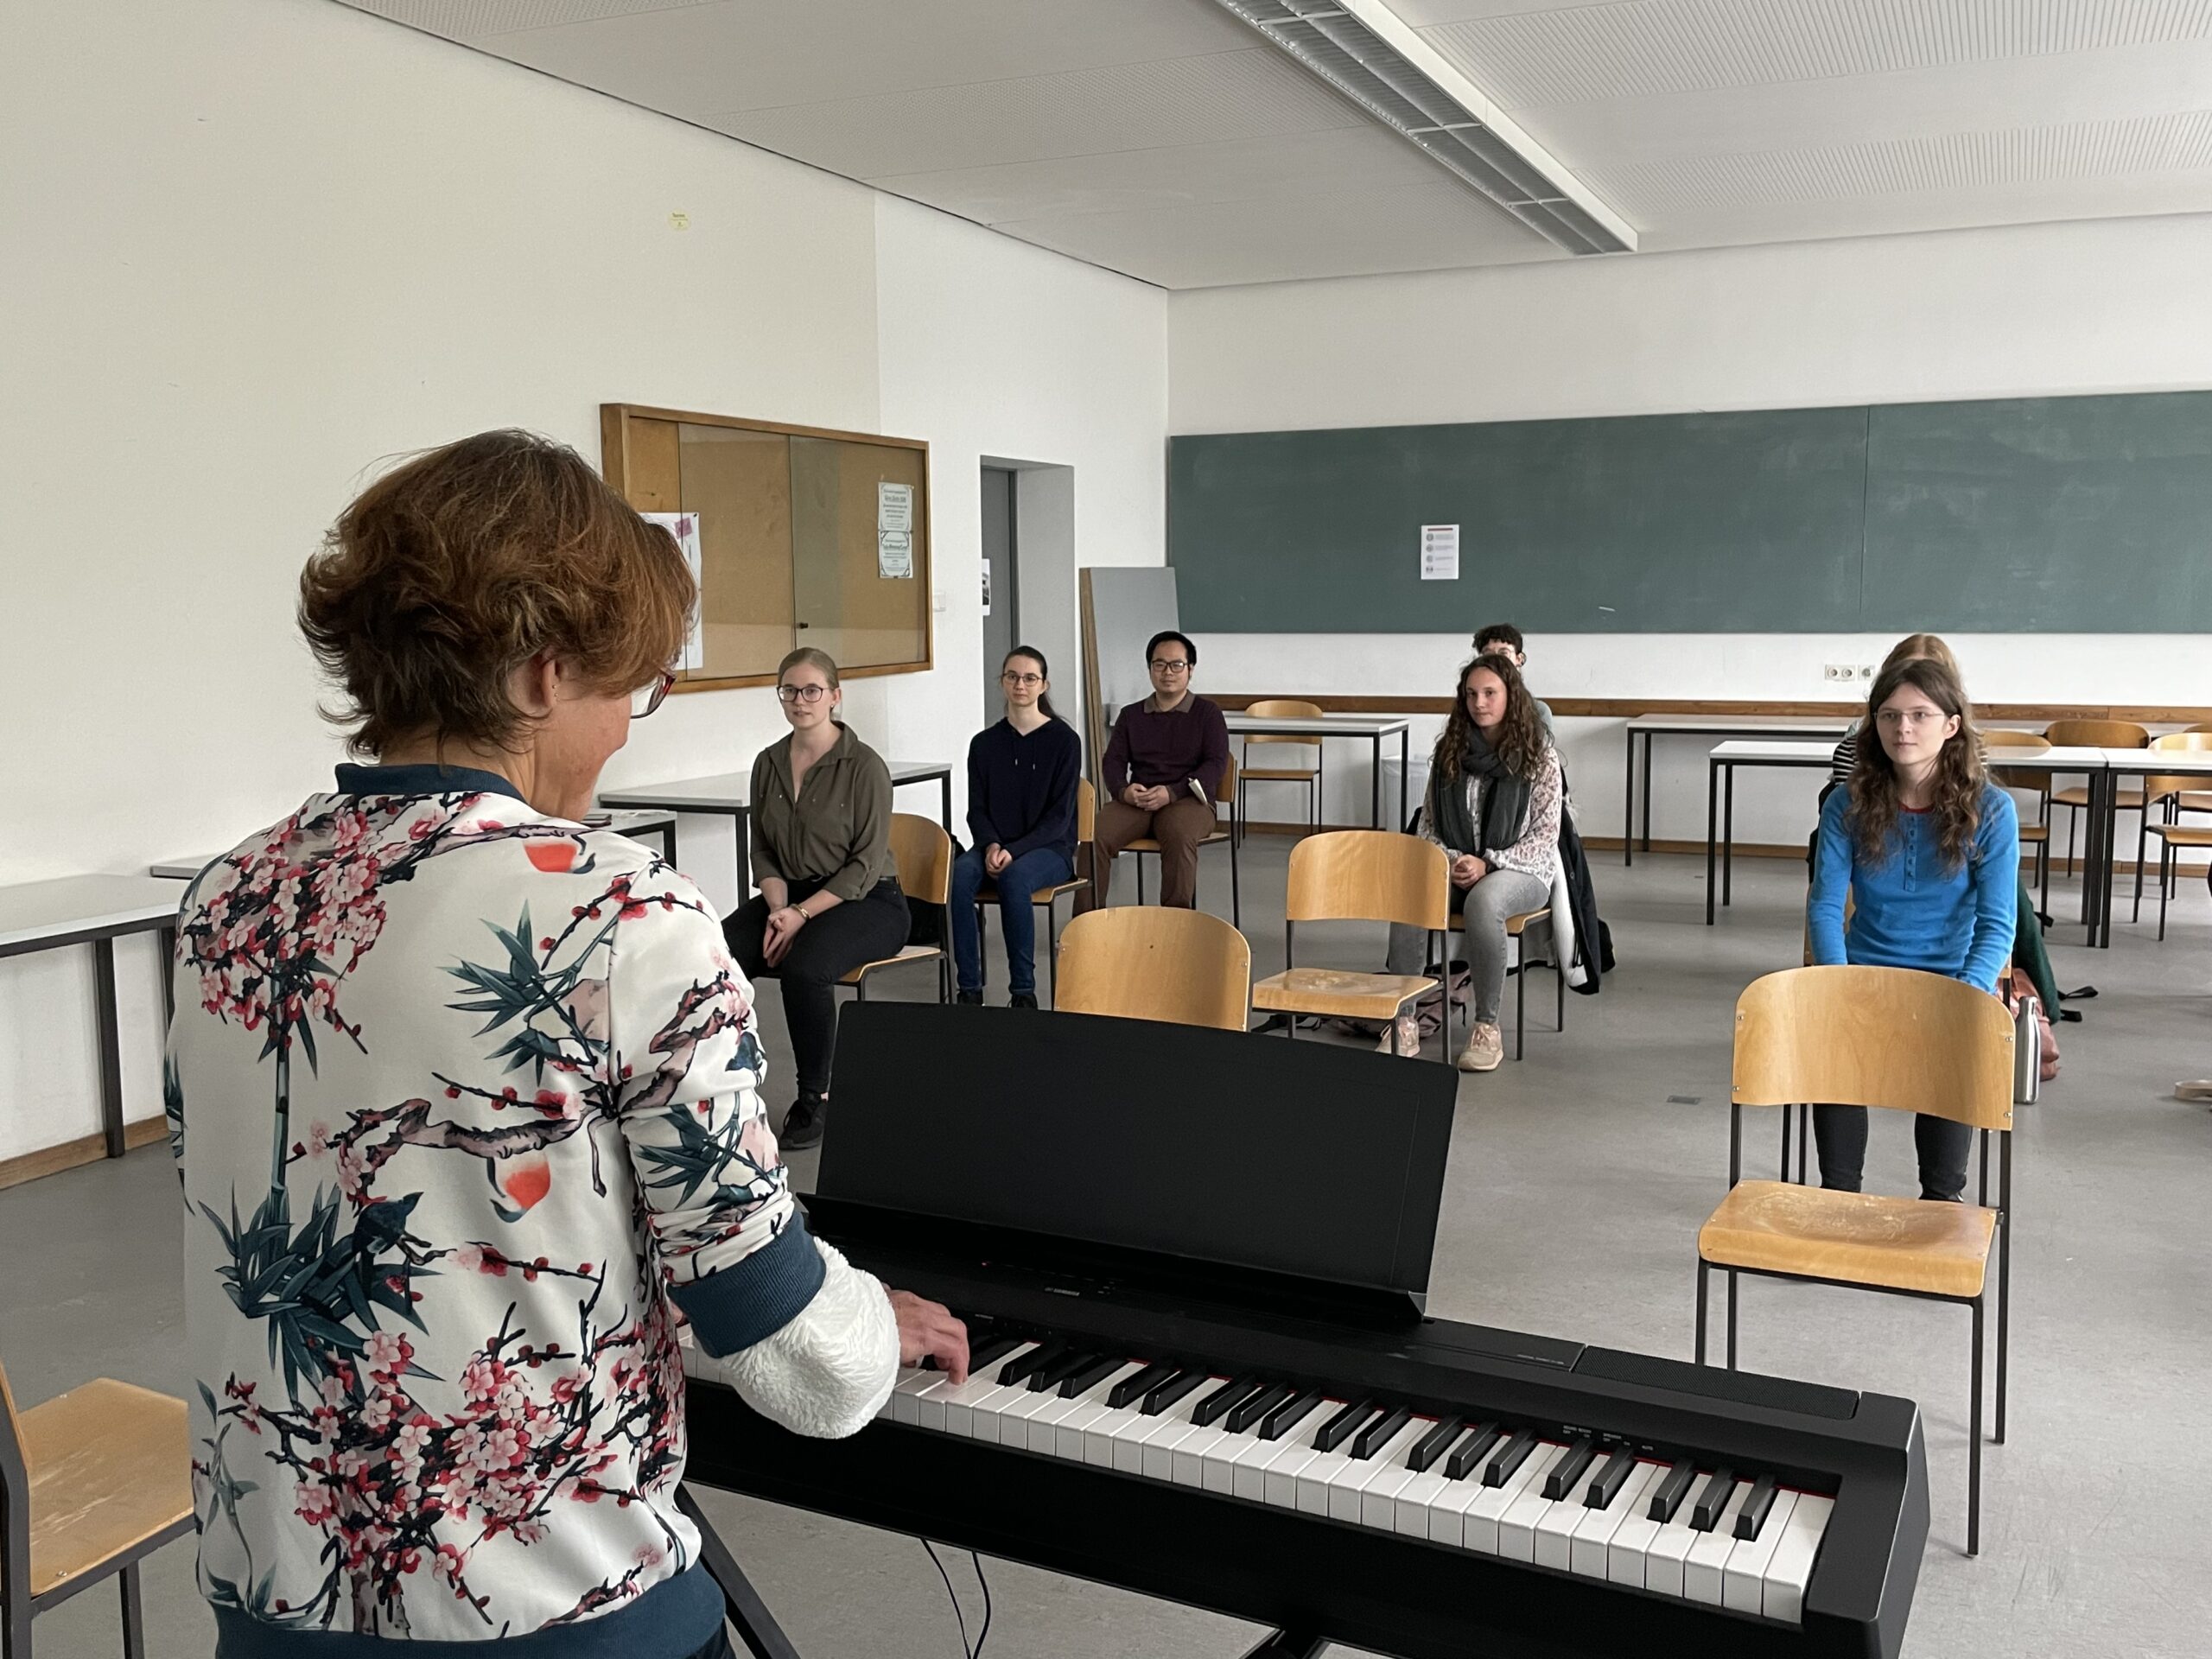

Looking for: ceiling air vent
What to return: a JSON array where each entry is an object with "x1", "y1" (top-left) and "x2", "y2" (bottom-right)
[{"x1": 1208, "y1": 0, "x2": 1636, "y2": 255}]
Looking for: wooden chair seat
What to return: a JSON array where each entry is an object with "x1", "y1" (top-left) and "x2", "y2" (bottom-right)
[
  {"x1": 2050, "y1": 785, "x2": 2146, "y2": 810},
  {"x1": 2147, "y1": 823, "x2": 2212, "y2": 847},
  {"x1": 2178, "y1": 791, "x2": 2212, "y2": 812},
  {"x1": 2016, "y1": 823, "x2": 2047, "y2": 843},
  {"x1": 1239, "y1": 765, "x2": 1318, "y2": 782},
  {"x1": 1123, "y1": 827, "x2": 1230, "y2": 854},
  {"x1": 18, "y1": 1378, "x2": 193, "y2": 1599},
  {"x1": 1251, "y1": 967, "x2": 1434, "y2": 1020},
  {"x1": 1504, "y1": 906, "x2": 1549, "y2": 936},
  {"x1": 1699, "y1": 1179, "x2": 1997, "y2": 1299},
  {"x1": 974, "y1": 876, "x2": 1089, "y2": 906},
  {"x1": 839, "y1": 943, "x2": 942, "y2": 984}
]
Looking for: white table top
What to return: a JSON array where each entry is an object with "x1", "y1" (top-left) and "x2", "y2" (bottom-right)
[
  {"x1": 1225, "y1": 714, "x2": 1411, "y2": 736},
  {"x1": 0, "y1": 874, "x2": 181, "y2": 952},
  {"x1": 147, "y1": 809, "x2": 683, "y2": 880},
  {"x1": 1712, "y1": 740, "x2": 2118, "y2": 768},
  {"x1": 2101, "y1": 746, "x2": 2212, "y2": 774},
  {"x1": 600, "y1": 760, "x2": 951, "y2": 812},
  {"x1": 1627, "y1": 715, "x2": 1853, "y2": 734},
  {"x1": 1707, "y1": 741, "x2": 1847, "y2": 763}
]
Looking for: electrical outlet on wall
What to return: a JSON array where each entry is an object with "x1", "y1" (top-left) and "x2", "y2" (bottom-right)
[
  {"x1": 1855, "y1": 664, "x2": 1874, "y2": 682},
  {"x1": 1824, "y1": 664, "x2": 1875, "y2": 683}
]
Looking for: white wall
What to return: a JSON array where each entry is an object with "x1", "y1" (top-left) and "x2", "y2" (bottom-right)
[
  {"x1": 1169, "y1": 215, "x2": 2212, "y2": 842},
  {"x1": 0, "y1": 0, "x2": 1166, "y2": 1161}
]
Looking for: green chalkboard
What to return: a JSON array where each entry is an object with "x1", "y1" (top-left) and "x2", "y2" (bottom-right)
[{"x1": 1170, "y1": 392, "x2": 2212, "y2": 633}]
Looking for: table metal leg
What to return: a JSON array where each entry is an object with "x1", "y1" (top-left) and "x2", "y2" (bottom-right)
[
  {"x1": 1370, "y1": 734, "x2": 1381, "y2": 830},
  {"x1": 1705, "y1": 759, "x2": 1720, "y2": 925},
  {"x1": 1642, "y1": 734, "x2": 1655, "y2": 853},
  {"x1": 2094, "y1": 769, "x2": 2120, "y2": 948},
  {"x1": 733, "y1": 808, "x2": 753, "y2": 901},
  {"x1": 1722, "y1": 763, "x2": 1736, "y2": 908},
  {"x1": 1399, "y1": 727, "x2": 1409, "y2": 830},
  {"x1": 159, "y1": 925, "x2": 176, "y2": 1031},
  {"x1": 659, "y1": 826, "x2": 677, "y2": 865},
  {"x1": 939, "y1": 772, "x2": 953, "y2": 833},
  {"x1": 1624, "y1": 727, "x2": 1635, "y2": 867},
  {"x1": 94, "y1": 937, "x2": 125, "y2": 1160}
]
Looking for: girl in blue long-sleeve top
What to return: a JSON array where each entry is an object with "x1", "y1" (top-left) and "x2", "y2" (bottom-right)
[{"x1": 1807, "y1": 656, "x2": 2018, "y2": 1200}]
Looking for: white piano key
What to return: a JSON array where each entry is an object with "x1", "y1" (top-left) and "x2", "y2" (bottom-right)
[
  {"x1": 1359, "y1": 1418, "x2": 1441, "y2": 1529},
  {"x1": 1684, "y1": 1481, "x2": 1755, "y2": 1605},
  {"x1": 1761, "y1": 1493, "x2": 1834, "y2": 1624},
  {"x1": 1641, "y1": 1500, "x2": 1708, "y2": 1599},
  {"x1": 1502, "y1": 1463, "x2": 1572, "y2": 1564},
  {"x1": 1392, "y1": 1469, "x2": 1452, "y2": 1537},
  {"x1": 1049, "y1": 1363, "x2": 1148, "y2": 1459},
  {"x1": 938, "y1": 1345, "x2": 1039, "y2": 1438},
  {"x1": 1263, "y1": 1402, "x2": 1345, "y2": 1509},
  {"x1": 1141, "y1": 1383, "x2": 1223, "y2": 1482},
  {"x1": 1465, "y1": 1442, "x2": 1567, "y2": 1555},
  {"x1": 1428, "y1": 1465, "x2": 1494, "y2": 1548},
  {"x1": 1568, "y1": 1460, "x2": 1663, "y2": 1580},
  {"x1": 1027, "y1": 1364, "x2": 1128, "y2": 1453},
  {"x1": 985, "y1": 1382, "x2": 1060, "y2": 1447},
  {"x1": 1603, "y1": 1464, "x2": 1689, "y2": 1588},
  {"x1": 1109, "y1": 1398, "x2": 1182, "y2": 1474},
  {"x1": 1230, "y1": 1428, "x2": 1299, "y2": 1502},
  {"x1": 880, "y1": 1365, "x2": 929, "y2": 1421},
  {"x1": 1326, "y1": 1421, "x2": 1426, "y2": 1523},
  {"x1": 1200, "y1": 1414, "x2": 1272, "y2": 1495},
  {"x1": 1723, "y1": 1488, "x2": 1802, "y2": 1616},
  {"x1": 1173, "y1": 1419, "x2": 1234, "y2": 1488}
]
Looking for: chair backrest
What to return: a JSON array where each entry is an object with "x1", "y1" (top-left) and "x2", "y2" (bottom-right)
[
  {"x1": 2044, "y1": 718, "x2": 2148, "y2": 748},
  {"x1": 1054, "y1": 906, "x2": 1251, "y2": 1032},
  {"x1": 1284, "y1": 830, "x2": 1450, "y2": 930},
  {"x1": 1980, "y1": 728, "x2": 2050, "y2": 793},
  {"x1": 1, "y1": 1351, "x2": 27, "y2": 1558},
  {"x1": 1076, "y1": 778, "x2": 1096, "y2": 843},
  {"x1": 1244, "y1": 699, "x2": 1324, "y2": 755},
  {"x1": 1733, "y1": 966, "x2": 2013, "y2": 1131},
  {"x1": 1214, "y1": 752, "x2": 1239, "y2": 807},
  {"x1": 887, "y1": 813, "x2": 952, "y2": 906},
  {"x1": 2187, "y1": 722, "x2": 2212, "y2": 735},
  {"x1": 2145, "y1": 729, "x2": 2212, "y2": 801}
]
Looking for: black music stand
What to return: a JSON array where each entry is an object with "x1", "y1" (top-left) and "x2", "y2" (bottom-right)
[{"x1": 677, "y1": 1484, "x2": 802, "y2": 1659}]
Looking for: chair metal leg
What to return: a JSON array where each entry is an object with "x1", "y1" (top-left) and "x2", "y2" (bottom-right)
[
  {"x1": 1978, "y1": 1130, "x2": 1989, "y2": 1206},
  {"x1": 1230, "y1": 821, "x2": 1242, "y2": 927},
  {"x1": 2158, "y1": 838, "x2": 2172, "y2": 941},
  {"x1": 1694, "y1": 1259, "x2": 1709, "y2": 1365},
  {"x1": 1136, "y1": 856, "x2": 1146, "y2": 906},
  {"x1": 1555, "y1": 951, "x2": 1566, "y2": 1032},
  {"x1": 1725, "y1": 1270, "x2": 1738, "y2": 1370},
  {"x1": 1514, "y1": 936, "x2": 1527, "y2": 1060},
  {"x1": 2064, "y1": 805, "x2": 2076, "y2": 877},
  {"x1": 2133, "y1": 806, "x2": 2150, "y2": 920},
  {"x1": 1798, "y1": 1103, "x2": 1808, "y2": 1185},
  {"x1": 1044, "y1": 902, "x2": 1058, "y2": 1008},
  {"x1": 121, "y1": 1561, "x2": 148, "y2": 1659},
  {"x1": 1969, "y1": 1297, "x2": 1985, "y2": 1556},
  {"x1": 1779, "y1": 1107, "x2": 1791, "y2": 1181}
]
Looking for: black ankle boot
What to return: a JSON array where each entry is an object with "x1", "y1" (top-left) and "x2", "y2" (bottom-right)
[
  {"x1": 1009, "y1": 991, "x2": 1039, "y2": 1009},
  {"x1": 780, "y1": 1092, "x2": 826, "y2": 1150},
  {"x1": 956, "y1": 989, "x2": 983, "y2": 1006}
]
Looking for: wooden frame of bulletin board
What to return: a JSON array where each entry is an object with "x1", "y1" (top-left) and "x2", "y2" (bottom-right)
[{"x1": 601, "y1": 404, "x2": 932, "y2": 694}]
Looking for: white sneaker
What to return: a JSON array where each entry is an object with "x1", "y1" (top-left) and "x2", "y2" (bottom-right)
[
  {"x1": 1374, "y1": 1013, "x2": 1421, "y2": 1058},
  {"x1": 1457, "y1": 1022, "x2": 1503, "y2": 1072}
]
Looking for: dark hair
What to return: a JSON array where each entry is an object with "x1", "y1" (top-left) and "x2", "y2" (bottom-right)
[
  {"x1": 1002, "y1": 645, "x2": 1058, "y2": 720},
  {"x1": 1433, "y1": 652, "x2": 1546, "y2": 784},
  {"x1": 1473, "y1": 622, "x2": 1524, "y2": 656},
  {"x1": 1848, "y1": 658, "x2": 1985, "y2": 871},
  {"x1": 1145, "y1": 630, "x2": 1197, "y2": 669},
  {"x1": 300, "y1": 429, "x2": 691, "y2": 758}
]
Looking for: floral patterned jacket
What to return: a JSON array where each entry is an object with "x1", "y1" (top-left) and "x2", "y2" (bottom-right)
[{"x1": 168, "y1": 765, "x2": 890, "y2": 1654}]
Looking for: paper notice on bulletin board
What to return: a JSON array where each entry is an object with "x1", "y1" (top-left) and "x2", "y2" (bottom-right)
[
  {"x1": 877, "y1": 482, "x2": 915, "y2": 578},
  {"x1": 644, "y1": 512, "x2": 706, "y2": 668},
  {"x1": 1420, "y1": 524, "x2": 1460, "y2": 582}
]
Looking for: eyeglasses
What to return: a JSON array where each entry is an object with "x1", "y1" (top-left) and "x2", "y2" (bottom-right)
[
  {"x1": 1876, "y1": 708, "x2": 1948, "y2": 728},
  {"x1": 1001, "y1": 671, "x2": 1045, "y2": 687},
  {"x1": 777, "y1": 683, "x2": 831, "y2": 705},
  {"x1": 630, "y1": 671, "x2": 676, "y2": 719},
  {"x1": 1148, "y1": 658, "x2": 1190, "y2": 673}
]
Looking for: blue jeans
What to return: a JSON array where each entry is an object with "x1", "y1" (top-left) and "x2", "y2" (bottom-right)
[{"x1": 950, "y1": 846, "x2": 1074, "y2": 995}]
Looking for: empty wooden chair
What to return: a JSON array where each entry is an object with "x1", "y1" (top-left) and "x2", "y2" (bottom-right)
[
  {"x1": 1053, "y1": 906, "x2": 1250, "y2": 1033},
  {"x1": 971, "y1": 780, "x2": 1096, "y2": 1007},
  {"x1": 1236, "y1": 699, "x2": 1324, "y2": 844},
  {"x1": 2139, "y1": 732, "x2": 2212, "y2": 938},
  {"x1": 2, "y1": 1357, "x2": 193, "y2": 1659},
  {"x1": 2042, "y1": 718, "x2": 2148, "y2": 874},
  {"x1": 1250, "y1": 830, "x2": 1452, "y2": 1061},
  {"x1": 838, "y1": 813, "x2": 952, "y2": 1004},
  {"x1": 1694, "y1": 966, "x2": 2016, "y2": 1554},
  {"x1": 1128, "y1": 754, "x2": 1242, "y2": 926},
  {"x1": 1981, "y1": 728, "x2": 2053, "y2": 916}
]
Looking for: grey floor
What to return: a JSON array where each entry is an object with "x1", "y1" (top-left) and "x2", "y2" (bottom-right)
[{"x1": 7, "y1": 836, "x2": 2209, "y2": 1658}]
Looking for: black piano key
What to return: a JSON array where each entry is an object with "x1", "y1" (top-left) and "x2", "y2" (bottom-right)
[
  {"x1": 1058, "y1": 1355, "x2": 1125, "y2": 1398},
  {"x1": 1227, "y1": 1382, "x2": 1296, "y2": 1435},
  {"x1": 1542, "y1": 1437, "x2": 1597, "y2": 1501},
  {"x1": 1141, "y1": 1370, "x2": 1206, "y2": 1417},
  {"x1": 1445, "y1": 1423, "x2": 1502, "y2": 1481},
  {"x1": 1029, "y1": 1349, "x2": 1102, "y2": 1392},
  {"x1": 1406, "y1": 1417, "x2": 1466, "y2": 1473},
  {"x1": 1483, "y1": 1428, "x2": 1538, "y2": 1487},
  {"x1": 1192, "y1": 1375, "x2": 1263, "y2": 1428},
  {"x1": 1690, "y1": 1467, "x2": 1738, "y2": 1532},
  {"x1": 1648, "y1": 1460, "x2": 1698, "y2": 1523},
  {"x1": 1313, "y1": 1399, "x2": 1377, "y2": 1454},
  {"x1": 1733, "y1": 1473, "x2": 1779, "y2": 1541},
  {"x1": 998, "y1": 1342, "x2": 1065, "y2": 1388},
  {"x1": 1351, "y1": 1406, "x2": 1413, "y2": 1460},
  {"x1": 1586, "y1": 1447, "x2": 1637, "y2": 1509},
  {"x1": 965, "y1": 1334, "x2": 1023, "y2": 1376},
  {"x1": 1259, "y1": 1389, "x2": 1324, "y2": 1442},
  {"x1": 1108, "y1": 1362, "x2": 1178, "y2": 1410}
]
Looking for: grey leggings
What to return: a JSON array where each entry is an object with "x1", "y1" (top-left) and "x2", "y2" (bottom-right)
[{"x1": 1387, "y1": 867, "x2": 1550, "y2": 1027}]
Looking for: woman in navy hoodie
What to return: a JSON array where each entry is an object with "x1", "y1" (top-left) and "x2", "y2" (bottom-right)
[{"x1": 950, "y1": 645, "x2": 1084, "y2": 1006}]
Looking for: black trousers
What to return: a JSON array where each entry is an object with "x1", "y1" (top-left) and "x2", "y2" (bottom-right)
[
  {"x1": 683, "y1": 1629, "x2": 736, "y2": 1659},
  {"x1": 726, "y1": 878, "x2": 910, "y2": 1096},
  {"x1": 1813, "y1": 1105, "x2": 1974, "y2": 1202}
]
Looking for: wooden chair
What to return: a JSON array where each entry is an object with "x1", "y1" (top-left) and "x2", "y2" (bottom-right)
[
  {"x1": 2139, "y1": 733, "x2": 2212, "y2": 939},
  {"x1": 1694, "y1": 966, "x2": 2016, "y2": 1555},
  {"x1": 2, "y1": 1357, "x2": 193, "y2": 1659},
  {"x1": 2042, "y1": 718, "x2": 2148, "y2": 875},
  {"x1": 1250, "y1": 830, "x2": 1452, "y2": 1062},
  {"x1": 1053, "y1": 906, "x2": 1251, "y2": 1033},
  {"x1": 1449, "y1": 903, "x2": 1563, "y2": 1060},
  {"x1": 1981, "y1": 728, "x2": 2053, "y2": 916},
  {"x1": 838, "y1": 814, "x2": 952, "y2": 1004},
  {"x1": 1236, "y1": 699, "x2": 1324, "y2": 844},
  {"x1": 1128, "y1": 755, "x2": 1242, "y2": 926},
  {"x1": 970, "y1": 780, "x2": 1095, "y2": 1007}
]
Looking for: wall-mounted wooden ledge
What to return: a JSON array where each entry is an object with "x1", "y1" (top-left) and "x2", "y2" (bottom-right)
[{"x1": 1215, "y1": 694, "x2": 2212, "y2": 722}]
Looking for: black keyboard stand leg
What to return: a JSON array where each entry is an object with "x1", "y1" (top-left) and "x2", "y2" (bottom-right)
[
  {"x1": 677, "y1": 1486, "x2": 804, "y2": 1659},
  {"x1": 1240, "y1": 1631, "x2": 1326, "y2": 1659}
]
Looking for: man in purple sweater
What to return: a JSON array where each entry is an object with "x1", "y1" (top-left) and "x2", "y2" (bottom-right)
[{"x1": 1091, "y1": 630, "x2": 1231, "y2": 910}]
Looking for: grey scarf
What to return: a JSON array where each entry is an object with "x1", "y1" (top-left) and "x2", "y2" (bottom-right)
[{"x1": 1430, "y1": 725, "x2": 1534, "y2": 857}]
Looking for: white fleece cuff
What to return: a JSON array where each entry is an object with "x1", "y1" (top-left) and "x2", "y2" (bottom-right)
[{"x1": 710, "y1": 1240, "x2": 899, "y2": 1439}]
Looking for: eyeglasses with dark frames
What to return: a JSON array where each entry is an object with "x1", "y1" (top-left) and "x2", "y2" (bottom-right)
[
  {"x1": 630, "y1": 671, "x2": 676, "y2": 719},
  {"x1": 1148, "y1": 658, "x2": 1191, "y2": 673},
  {"x1": 777, "y1": 683, "x2": 832, "y2": 705}
]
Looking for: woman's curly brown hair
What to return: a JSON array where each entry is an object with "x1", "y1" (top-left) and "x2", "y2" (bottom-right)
[
  {"x1": 1433, "y1": 652, "x2": 1548, "y2": 784},
  {"x1": 1848, "y1": 657, "x2": 1986, "y2": 870},
  {"x1": 299, "y1": 429, "x2": 692, "y2": 758}
]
